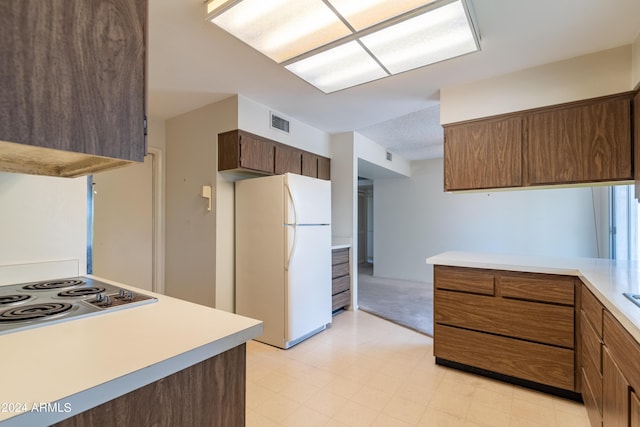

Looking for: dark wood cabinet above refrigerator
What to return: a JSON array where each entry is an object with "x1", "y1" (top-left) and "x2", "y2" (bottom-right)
[{"x1": 218, "y1": 129, "x2": 331, "y2": 180}]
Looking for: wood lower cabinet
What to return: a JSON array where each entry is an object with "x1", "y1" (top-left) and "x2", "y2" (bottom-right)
[
  {"x1": 53, "y1": 344, "x2": 246, "y2": 427},
  {"x1": 599, "y1": 311, "x2": 640, "y2": 427},
  {"x1": 218, "y1": 129, "x2": 330, "y2": 180},
  {"x1": 434, "y1": 265, "x2": 578, "y2": 394},
  {"x1": 631, "y1": 392, "x2": 640, "y2": 427},
  {"x1": 581, "y1": 285, "x2": 605, "y2": 427},
  {"x1": 443, "y1": 115, "x2": 523, "y2": 191},
  {"x1": 603, "y1": 347, "x2": 629, "y2": 427},
  {"x1": 331, "y1": 248, "x2": 350, "y2": 312}
]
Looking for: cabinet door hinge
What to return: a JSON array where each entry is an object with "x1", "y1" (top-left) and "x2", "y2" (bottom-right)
[{"x1": 144, "y1": 116, "x2": 148, "y2": 136}]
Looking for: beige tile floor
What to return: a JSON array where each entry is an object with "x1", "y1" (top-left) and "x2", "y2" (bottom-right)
[{"x1": 246, "y1": 310, "x2": 590, "y2": 427}]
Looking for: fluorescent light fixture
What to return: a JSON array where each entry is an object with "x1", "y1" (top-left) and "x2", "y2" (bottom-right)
[
  {"x1": 285, "y1": 41, "x2": 388, "y2": 93},
  {"x1": 209, "y1": 0, "x2": 351, "y2": 63},
  {"x1": 360, "y1": 1, "x2": 478, "y2": 74},
  {"x1": 205, "y1": 0, "x2": 480, "y2": 93},
  {"x1": 328, "y1": 0, "x2": 437, "y2": 31}
]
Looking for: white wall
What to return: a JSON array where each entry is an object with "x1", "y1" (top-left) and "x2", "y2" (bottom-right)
[
  {"x1": 374, "y1": 158, "x2": 603, "y2": 283},
  {"x1": 441, "y1": 46, "x2": 633, "y2": 124},
  {"x1": 165, "y1": 96, "x2": 238, "y2": 307},
  {"x1": 0, "y1": 173, "x2": 87, "y2": 274},
  {"x1": 238, "y1": 95, "x2": 331, "y2": 157},
  {"x1": 329, "y1": 131, "x2": 413, "y2": 308},
  {"x1": 354, "y1": 132, "x2": 411, "y2": 177},
  {"x1": 167, "y1": 95, "x2": 332, "y2": 312},
  {"x1": 633, "y1": 31, "x2": 640, "y2": 89}
]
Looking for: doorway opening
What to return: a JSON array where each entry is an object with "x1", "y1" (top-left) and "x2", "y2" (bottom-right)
[{"x1": 88, "y1": 149, "x2": 164, "y2": 293}]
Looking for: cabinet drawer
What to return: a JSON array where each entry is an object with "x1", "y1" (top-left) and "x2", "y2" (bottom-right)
[
  {"x1": 499, "y1": 272, "x2": 574, "y2": 305},
  {"x1": 582, "y1": 350, "x2": 603, "y2": 417},
  {"x1": 604, "y1": 311, "x2": 640, "y2": 394},
  {"x1": 332, "y1": 275, "x2": 350, "y2": 295},
  {"x1": 582, "y1": 368, "x2": 603, "y2": 427},
  {"x1": 332, "y1": 290, "x2": 350, "y2": 311},
  {"x1": 332, "y1": 262, "x2": 349, "y2": 279},
  {"x1": 435, "y1": 324, "x2": 575, "y2": 391},
  {"x1": 582, "y1": 285, "x2": 603, "y2": 337},
  {"x1": 581, "y1": 310, "x2": 603, "y2": 373},
  {"x1": 434, "y1": 266, "x2": 495, "y2": 296},
  {"x1": 435, "y1": 290, "x2": 574, "y2": 348},
  {"x1": 332, "y1": 248, "x2": 349, "y2": 265}
]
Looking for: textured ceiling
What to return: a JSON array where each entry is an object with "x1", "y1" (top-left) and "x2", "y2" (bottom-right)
[{"x1": 357, "y1": 105, "x2": 443, "y2": 160}]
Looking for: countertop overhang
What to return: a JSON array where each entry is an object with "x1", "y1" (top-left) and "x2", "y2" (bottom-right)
[
  {"x1": 0, "y1": 276, "x2": 263, "y2": 426},
  {"x1": 427, "y1": 251, "x2": 640, "y2": 343}
]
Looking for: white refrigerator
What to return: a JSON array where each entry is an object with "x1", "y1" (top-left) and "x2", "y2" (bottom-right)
[{"x1": 235, "y1": 173, "x2": 332, "y2": 349}]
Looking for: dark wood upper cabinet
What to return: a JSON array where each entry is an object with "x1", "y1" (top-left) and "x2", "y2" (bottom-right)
[
  {"x1": 443, "y1": 92, "x2": 635, "y2": 191},
  {"x1": 275, "y1": 144, "x2": 302, "y2": 175},
  {"x1": 218, "y1": 130, "x2": 274, "y2": 174},
  {"x1": 444, "y1": 115, "x2": 523, "y2": 191},
  {"x1": 318, "y1": 156, "x2": 331, "y2": 180},
  {"x1": 302, "y1": 152, "x2": 319, "y2": 178},
  {"x1": 218, "y1": 129, "x2": 330, "y2": 180},
  {"x1": 635, "y1": 90, "x2": 640, "y2": 182},
  {"x1": 526, "y1": 93, "x2": 633, "y2": 185},
  {"x1": 0, "y1": 0, "x2": 147, "y2": 177}
]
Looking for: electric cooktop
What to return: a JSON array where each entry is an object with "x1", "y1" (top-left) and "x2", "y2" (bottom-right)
[{"x1": 0, "y1": 277, "x2": 157, "y2": 336}]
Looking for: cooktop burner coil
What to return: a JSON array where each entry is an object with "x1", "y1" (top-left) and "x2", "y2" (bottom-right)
[
  {"x1": 23, "y1": 279, "x2": 86, "y2": 291},
  {"x1": 57, "y1": 287, "x2": 106, "y2": 298},
  {"x1": 0, "y1": 295, "x2": 31, "y2": 305},
  {"x1": 0, "y1": 302, "x2": 73, "y2": 322}
]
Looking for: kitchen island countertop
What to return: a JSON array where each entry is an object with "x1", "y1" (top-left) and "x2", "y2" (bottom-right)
[
  {"x1": 427, "y1": 251, "x2": 640, "y2": 343},
  {"x1": 0, "y1": 276, "x2": 262, "y2": 426}
]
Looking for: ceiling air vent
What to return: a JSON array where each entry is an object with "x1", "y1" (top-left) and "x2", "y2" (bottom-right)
[{"x1": 270, "y1": 111, "x2": 290, "y2": 134}]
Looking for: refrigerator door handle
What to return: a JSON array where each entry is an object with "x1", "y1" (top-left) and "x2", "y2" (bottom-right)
[{"x1": 285, "y1": 183, "x2": 297, "y2": 271}]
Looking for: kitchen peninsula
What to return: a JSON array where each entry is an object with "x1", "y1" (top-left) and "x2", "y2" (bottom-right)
[
  {"x1": 0, "y1": 276, "x2": 262, "y2": 427},
  {"x1": 428, "y1": 251, "x2": 640, "y2": 427}
]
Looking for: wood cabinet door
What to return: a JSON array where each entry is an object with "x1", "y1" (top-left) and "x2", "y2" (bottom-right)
[
  {"x1": 526, "y1": 95, "x2": 632, "y2": 185},
  {"x1": 275, "y1": 145, "x2": 301, "y2": 175},
  {"x1": 239, "y1": 133, "x2": 274, "y2": 173},
  {"x1": 1, "y1": 0, "x2": 147, "y2": 162},
  {"x1": 444, "y1": 116, "x2": 523, "y2": 191},
  {"x1": 634, "y1": 91, "x2": 640, "y2": 182},
  {"x1": 302, "y1": 152, "x2": 318, "y2": 178},
  {"x1": 631, "y1": 391, "x2": 640, "y2": 427},
  {"x1": 318, "y1": 156, "x2": 331, "y2": 180},
  {"x1": 603, "y1": 347, "x2": 629, "y2": 427}
]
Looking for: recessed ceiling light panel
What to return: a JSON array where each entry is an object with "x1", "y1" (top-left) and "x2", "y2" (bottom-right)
[
  {"x1": 205, "y1": 0, "x2": 480, "y2": 92},
  {"x1": 285, "y1": 41, "x2": 388, "y2": 93},
  {"x1": 209, "y1": 0, "x2": 352, "y2": 63},
  {"x1": 360, "y1": 1, "x2": 478, "y2": 74},
  {"x1": 327, "y1": 0, "x2": 437, "y2": 31}
]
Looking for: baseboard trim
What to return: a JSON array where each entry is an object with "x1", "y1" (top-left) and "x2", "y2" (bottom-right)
[{"x1": 435, "y1": 357, "x2": 582, "y2": 402}]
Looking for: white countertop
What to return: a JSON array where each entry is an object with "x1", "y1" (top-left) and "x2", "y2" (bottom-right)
[
  {"x1": 427, "y1": 251, "x2": 640, "y2": 343},
  {"x1": 332, "y1": 244, "x2": 351, "y2": 250},
  {"x1": 0, "y1": 276, "x2": 262, "y2": 426}
]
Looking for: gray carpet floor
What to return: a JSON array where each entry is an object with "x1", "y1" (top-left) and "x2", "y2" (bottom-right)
[{"x1": 357, "y1": 264, "x2": 434, "y2": 336}]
